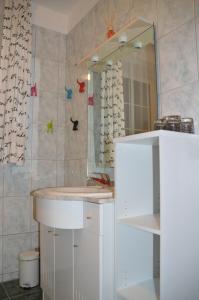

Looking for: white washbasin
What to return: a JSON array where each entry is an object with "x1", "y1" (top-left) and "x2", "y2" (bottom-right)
[{"x1": 31, "y1": 186, "x2": 113, "y2": 229}]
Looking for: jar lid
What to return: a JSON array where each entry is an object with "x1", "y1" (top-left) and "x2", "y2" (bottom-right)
[
  {"x1": 181, "y1": 118, "x2": 193, "y2": 123},
  {"x1": 163, "y1": 115, "x2": 181, "y2": 121},
  {"x1": 19, "y1": 251, "x2": 39, "y2": 261},
  {"x1": 167, "y1": 119, "x2": 180, "y2": 124},
  {"x1": 154, "y1": 120, "x2": 163, "y2": 124}
]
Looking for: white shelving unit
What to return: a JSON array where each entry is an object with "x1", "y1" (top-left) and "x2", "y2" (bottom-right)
[
  {"x1": 114, "y1": 130, "x2": 199, "y2": 300},
  {"x1": 119, "y1": 214, "x2": 160, "y2": 235},
  {"x1": 118, "y1": 278, "x2": 160, "y2": 300}
]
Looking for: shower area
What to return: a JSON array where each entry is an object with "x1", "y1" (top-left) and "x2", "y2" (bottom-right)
[{"x1": 0, "y1": 0, "x2": 66, "y2": 284}]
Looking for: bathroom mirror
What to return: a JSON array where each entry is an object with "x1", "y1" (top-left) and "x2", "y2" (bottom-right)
[{"x1": 87, "y1": 22, "x2": 157, "y2": 178}]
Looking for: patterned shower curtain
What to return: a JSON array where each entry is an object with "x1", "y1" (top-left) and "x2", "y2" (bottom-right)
[
  {"x1": 0, "y1": 0, "x2": 32, "y2": 165},
  {"x1": 99, "y1": 61, "x2": 125, "y2": 168}
]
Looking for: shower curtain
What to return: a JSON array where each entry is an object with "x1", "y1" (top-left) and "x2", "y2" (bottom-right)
[
  {"x1": 0, "y1": 0, "x2": 32, "y2": 165},
  {"x1": 99, "y1": 61, "x2": 125, "y2": 168}
]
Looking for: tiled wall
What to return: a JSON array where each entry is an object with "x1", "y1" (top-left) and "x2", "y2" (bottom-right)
[
  {"x1": 64, "y1": 0, "x2": 199, "y2": 185},
  {"x1": 0, "y1": 0, "x2": 4, "y2": 50},
  {"x1": 0, "y1": 25, "x2": 66, "y2": 281}
]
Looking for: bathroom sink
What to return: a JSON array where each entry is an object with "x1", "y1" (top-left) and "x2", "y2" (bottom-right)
[{"x1": 31, "y1": 186, "x2": 113, "y2": 229}]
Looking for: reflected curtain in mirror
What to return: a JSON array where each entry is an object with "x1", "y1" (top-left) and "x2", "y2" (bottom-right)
[
  {"x1": 0, "y1": 0, "x2": 32, "y2": 165},
  {"x1": 99, "y1": 61, "x2": 125, "y2": 167}
]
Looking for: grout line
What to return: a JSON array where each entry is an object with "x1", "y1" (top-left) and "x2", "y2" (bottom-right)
[
  {"x1": 157, "y1": 17, "x2": 196, "y2": 41},
  {"x1": 1, "y1": 282, "x2": 10, "y2": 299},
  {"x1": 194, "y1": 12, "x2": 199, "y2": 82},
  {"x1": 2, "y1": 279, "x2": 42, "y2": 298},
  {"x1": 0, "y1": 230, "x2": 39, "y2": 238},
  {"x1": 158, "y1": 78, "x2": 198, "y2": 96}
]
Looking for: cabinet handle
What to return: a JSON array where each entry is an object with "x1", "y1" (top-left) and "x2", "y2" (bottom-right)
[
  {"x1": 86, "y1": 216, "x2": 92, "y2": 219},
  {"x1": 54, "y1": 233, "x2": 59, "y2": 237},
  {"x1": 48, "y1": 230, "x2": 53, "y2": 233},
  {"x1": 73, "y1": 244, "x2": 78, "y2": 248}
]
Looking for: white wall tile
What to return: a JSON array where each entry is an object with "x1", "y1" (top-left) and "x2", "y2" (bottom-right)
[
  {"x1": 32, "y1": 125, "x2": 57, "y2": 160},
  {"x1": 57, "y1": 93, "x2": 66, "y2": 127},
  {"x1": 3, "y1": 197, "x2": 30, "y2": 235},
  {"x1": 158, "y1": 0, "x2": 194, "y2": 37},
  {"x1": 39, "y1": 60, "x2": 59, "y2": 93},
  {"x1": 58, "y1": 34, "x2": 66, "y2": 62},
  {"x1": 133, "y1": 0, "x2": 157, "y2": 25},
  {"x1": 56, "y1": 161, "x2": 65, "y2": 186},
  {"x1": 58, "y1": 63, "x2": 66, "y2": 93},
  {"x1": 194, "y1": 16, "x2": 199, "y2": 70},
  {"x1": 159, "y1": 20, "x2": 198, "y2": 93},
  {"x1": 0, "y1": 198, "x2": 3, "y2": 235},
  {"x1": 30, "y1": 196, "x2": 39, "y2": 233},
  {"x1": 35, "y1": 26, "x2": 60, "y2": 61},
  {"x1": 32, "y1": 160, "x2": 57, "y2": 190},
  {"x1": 0, "y1": 237, "x2": 3, "y2": 275},
  {"x1": 65, "y1": 159, "x2": 87, "y2": 187},
  {"x1": 56, "y1": 127, "x2": 65, "y2": 160},
  {"x1": 195, "y1": 0, "x2": 199, "y2": 16},
  {"x1": 160, "y1": 80, "x2": 199, "y2": 132},
  {"x1": 3, "y1": 234, "x2": 32, "y2": 273},
  {"x1": 31, "y1": 232, "x2": 39, "y2": 251},
  {"x1": 32, "y1": 91, "x2": 58, "y2": 126},
  {"x1": 0, "y1": 167, "x2": 4, "y2": 197},
  {"x1": 3, "y1": 272, "x2": 19, "y2": 282},
  {"x1": 4, "y1": 161, "x2": 31, "y2": 197}
]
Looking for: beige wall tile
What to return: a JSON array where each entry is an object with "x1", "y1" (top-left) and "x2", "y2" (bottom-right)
[
  {"x1": 160, "y1": 80, "x2": 199, "y2": 132},
  {"x1": 4, "y1": 161, "x2": 31, "y2": 197},
  {"x1": 158, "y1": 0, "x2": 194, "y2": 37},
  {"x1": 159, "y1": 20, "x2": 198, "y2": 93},
  {"x1": 32, "y1": 125, "x2": 57, "y2": 160},
  {"x1": 3, "y1": 234, "x2": 32, "y2": 274},
  {"x1": 3, "y1": 197, "x2": 30, "y2": 235},
  {"x1": 32, "y1": 160, "x2": 57, "y2": 190}
]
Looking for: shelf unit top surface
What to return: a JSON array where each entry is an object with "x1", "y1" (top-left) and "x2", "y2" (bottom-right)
[
  {"x1": 117, "y1": 278, "x2": 160, "y2": 300},
  {"x1": 114, "y1": 130, "x2": 199, "y2": 145},
  {"x1": 119, "y1": 214, "x2": 160, "y2": 235}
]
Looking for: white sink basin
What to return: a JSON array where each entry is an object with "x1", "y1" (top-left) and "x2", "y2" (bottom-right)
[{"x1": 31, "y1": 186, "x2": 113, "y2": 229}]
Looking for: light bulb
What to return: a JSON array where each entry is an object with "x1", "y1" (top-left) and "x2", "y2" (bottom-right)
[{"x1": 118, "y1": 34, "x2": 128, "y2": 44}]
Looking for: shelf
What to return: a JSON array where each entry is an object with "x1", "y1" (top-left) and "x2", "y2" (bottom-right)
[
  {"x1": 79, "y1": 17, "x2": 152, "y2": 65},
  {"x1": 118, "y1": 214, "x2": 160, "y2": 235},
  {"x1": 117, "y1": 278, "x2": 160, "y2": 300}
]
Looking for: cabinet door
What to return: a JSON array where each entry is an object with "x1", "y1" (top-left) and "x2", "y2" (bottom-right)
[
  {"x1": 54, "y1": 229, "x2": 73, "y2": 300},
  {"x1": 74, "y1": 230, "x2": 100, "y2": 300},
  {"x1": 40, "y1": 225, "x2": 55, "y2": 300}
]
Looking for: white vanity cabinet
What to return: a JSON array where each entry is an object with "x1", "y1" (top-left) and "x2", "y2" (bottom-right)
[
  {"x1": 40, "y1": 226, "x2": 73, "y2": 300},
  {"x1": 40, "y1": 201, "x2": 114, "y2": 300},
  {"x1": 115, "y1": 130, "x2": 199, "y2": 300}
]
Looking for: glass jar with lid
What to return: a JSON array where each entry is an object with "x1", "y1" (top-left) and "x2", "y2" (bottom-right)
[
  {"x1": 164, "y1": 115, "x2": 181, "y2": 132},
  {"x1": 154, "y1": 119, "x2": 166, "y2": 130},
  {"x1": 180, "y1": 118, "x2": 194, "y2": 133}
]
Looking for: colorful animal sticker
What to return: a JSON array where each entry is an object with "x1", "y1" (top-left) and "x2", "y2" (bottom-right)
[
  {"x1": 70, "y1": 118, "x2": 78, "y2": 131},
  {"x1": 65, "y1": 87, "x2": 73, "y2": 100},
  {"x1": 47, "y1": 121, "x2": 54, "y2": 134},
  {"x1": 88, "y1": 96, "x2": 94, "y2": 106},
  {"x1": 77, "y1": 80, "x2": 85, "y2": 93},
  {"x1": 31, "y1": 83, "x2": 37, "y2": 96}
]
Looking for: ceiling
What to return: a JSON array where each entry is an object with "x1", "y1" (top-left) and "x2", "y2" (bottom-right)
[
  {"x1": 32, "y1": 0, "x2": 99, "y2": 34},
  {"x1": 34, "y1": 0, "x2": 80, "y2": 14}
]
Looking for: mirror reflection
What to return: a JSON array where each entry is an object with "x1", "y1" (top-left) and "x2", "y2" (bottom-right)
[{"x1": 88, "y1": 26, "x2": 157, "y2": 176}]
